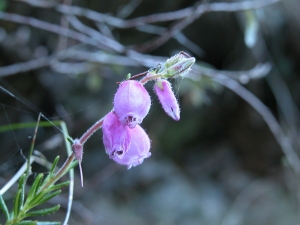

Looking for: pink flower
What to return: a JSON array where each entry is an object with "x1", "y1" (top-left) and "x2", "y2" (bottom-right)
[
  {"x1": 114, "y1": 80, "x2": 151, "y2": 128},
  {"x1": 102, "y1": 111, "x2": 131, "y2": 159},
  {"x1": 112, "y1": 124, "x2": 151, "y2": 169},
  {"x1": 154, "y1": 79, "x2": 180, "y2": 121}
]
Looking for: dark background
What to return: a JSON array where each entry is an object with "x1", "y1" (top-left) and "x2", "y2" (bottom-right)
[{"x1": 1, "y1": 0, "x2": 300, "y2": 224}]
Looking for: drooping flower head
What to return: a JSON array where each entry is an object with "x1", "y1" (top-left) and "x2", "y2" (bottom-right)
[
  {"x1": 112, "y1": 124, "x2": 151, "y2": 169},
  {"x1": 102, "y1": 111, "x2": 131, "y2": 159},
  {"x1": 114, "y1": 80, "x2": 151, "y2": 128},
  {"x1": 154, "y1": 79, "x2": 180, "y2": 121}
]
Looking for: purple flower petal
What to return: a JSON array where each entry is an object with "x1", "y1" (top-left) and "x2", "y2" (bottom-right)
[
  {"x1": 114, "y1": 80, "x2": 151, "y2": 128},
  {"x1": 102, "y1": 111, "x2": 131, "y2": 159},
  {"x1": 154, "y1": 79, "x2": 180, "y2": 121},
  {"x1": 112, "y1": 124, "x2": 151, "y2": 169}
]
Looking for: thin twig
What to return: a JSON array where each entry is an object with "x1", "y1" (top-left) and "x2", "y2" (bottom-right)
[
  {"x1": 50, "y1": 60, "x2": 93, "y2": 74},
  {"x1": 136, "y1": 24, "x2": 204, "y2": 57},
  {"x1": 0, "y1": 154, "x2": 53, "y2": 195},
  {"x1": 124, "y1": 0, "x2": 280, "y2": 28},
  {"x1": 136, "y1": 0, "x2": 280, "y2": 52},
  {"x1": 15, "y1": 0, "x2": 280, "y2": 29},
  {"x1": 60, "y1": 121, "x2": 75, "y2": 225},
  {"x1": 188, "y1": 70, "x2": 300, "y2": 174},
  {"x1": 116, "y1": 0, "x2": 143, "y2": 19},
  {"x1": 0, "y1": 56, "x2": 52, "y2": 77},
  {"x1": 79, "y1": 117, "x2": 105, "y2": 145},
  {"x1": 0, "y1": 49, "x2": 160, "y2": 77},
  {"x1": 56, "y1": 0, "x2": 72, "y2": 51},
  {"x1": 0, "y1": 11, "x2": 124, "y2": 53},
  {"x1": 193, "y1": 63, "x2": 272, "y2": 83},
  {"x1": 0, "y1": 157, "x2": 34, "y2": 195},
  {"x1": 26, "y1": 113, "x2": 41, "y2": 177},
  {"x1": 65, "y1": 15, "x2": 124, "y2": 51}
]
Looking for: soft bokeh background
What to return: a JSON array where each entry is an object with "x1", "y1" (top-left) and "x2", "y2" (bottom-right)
[{"x1": 1, "y1": 0, "x2": 300, "y2": 224}]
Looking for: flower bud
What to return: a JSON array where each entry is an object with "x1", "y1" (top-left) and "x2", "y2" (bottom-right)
[
  {"x1": 102, "y1": 111, "x2": 131, "y2": 159},
  {"x1": 114, "y1": 80, "x2": 151, "y2": 128},
  {"x1": 112, "y1": 124, "x2": 151, "y2": 169},
  {"x1": 154, "y1": 79, "x2": 180, "y2": 121},
  {"x1": 163, "y1": 52, "x2": 195, "y2": 78}
]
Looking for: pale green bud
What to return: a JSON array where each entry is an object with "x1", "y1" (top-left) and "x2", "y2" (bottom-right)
[{"x1": 162, "y1": 52, "x2": 195, "y2": 78}]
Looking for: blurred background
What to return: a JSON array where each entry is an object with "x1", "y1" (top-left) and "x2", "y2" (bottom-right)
[{"x1": 1, "y1": 0, "x2": 300, "y2": 224}]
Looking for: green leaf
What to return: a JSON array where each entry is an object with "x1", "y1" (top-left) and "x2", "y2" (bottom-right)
[
  {"x1": 15, "y1": 221, "x2": 37, "y2": 225},
  {"x1": 49, "y1": 156, "x2": 60, "y2": 175},
  {"x1": 66, "y1": 136, "x2": 73, "y2": 144},
  {"x1": 0, "y1": 193, "x2": 9, "y2": 220},
  {"x1": 13, "y1": 189, "x2": 23, "y2": 217},
  {"x1": 18, "y1": 174, "x2": 27, "y2": 208},
  {"x1": 38, "y1": 190, "x2": 61, "y2": 205},
  {"x1": 9, "y1": 210, "x2": 14, "y2": 221},
  {"x1": 48, "y1": 181, "x2": 70, "y2": 192},
  {"x1": 27, "y1": 174, "x2": 44, "y2": 202},
  {"x1": 25, "y1": 204, "x2": 60, "y2": 217},
  {"x1": 126, "y1": 73, "x2": 131, "y2": 79},
  {"x1": 18, "y1": 174, "x2": 27, "y2": 189},
  {"x1": 27, "y1": 191, "x2": 46, "y2": 208}
]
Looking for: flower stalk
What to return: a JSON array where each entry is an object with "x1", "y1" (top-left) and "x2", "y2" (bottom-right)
[{"x1": 70, "y1": 51, "x2": 195, "y2": 186}]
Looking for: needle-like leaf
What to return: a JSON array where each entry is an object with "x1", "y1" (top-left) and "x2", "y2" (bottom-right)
[
  {"x1": 26, "y1": 174, "x2": 44, "y2": 202},
  {"x1": 0, "y1": 193, "x2": 9, "y2": 220},
  {"x1": 25, "y1": 205, "x2": 60, "y2": 217}
]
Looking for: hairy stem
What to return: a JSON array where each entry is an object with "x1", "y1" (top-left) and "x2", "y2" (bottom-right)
[{"x1": 79, "y1": 117, "x2": 105, "y2": 145}]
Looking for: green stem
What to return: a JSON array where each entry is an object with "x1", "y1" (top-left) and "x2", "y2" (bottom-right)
[
  {"x1": 39, "y1": 153, "x2": 75, "y2": 193},
  {"x1": 26, "y1": 113, "x2": 41, "y2": 178}
]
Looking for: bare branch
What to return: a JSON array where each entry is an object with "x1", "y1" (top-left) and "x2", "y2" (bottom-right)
[
  {"x1": 135, "y1": 0, "x2": 280, "y2": 52},
  {"x1": 15, "y1": 0, "x2": 280, "y2": 29},
  {"x1": 56, "y1": 0, "x2": 72, "y2": 52},
  {"x1": 11, "y1": 0, "x2": 280, "y2": 53},
  {"x1": 136, "y1": 24, "x2": 204, "y2": 57},
  {"x1": 116, "y1": 0, "x2": 143, "y2": 19},
  {"x1": 0, "y1": 48, "x2": 163, "y2": 77},
  {"x1": 0, "y1": 11, "x2": 124, "y2": 53},
  {"x1": 65, "y1": 15, "x2": 121, "y2": 51},
  {"x1": 192, "y1": 63, "x2": 272, "y2": 83},
  {"x1": 0, "y1": 56, "x2": 52, "y2": 77},
  {"x1": 188, "y1": 67, "x2": 300, "y2": 174}
]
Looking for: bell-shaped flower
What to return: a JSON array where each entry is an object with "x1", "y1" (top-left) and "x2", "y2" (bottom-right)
[
  {"x1": 102, "y1": 111, "x2": 131, "y2": 159},
  {"x1": 154, "y1": 79, "x2": 180, "y2": 121},
  {"x1": 112, "y1": 124, "x2": 151, "y2": 169},
  {"x1": 114, "y1": 80, "x2": 151, "y2": 128}
]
